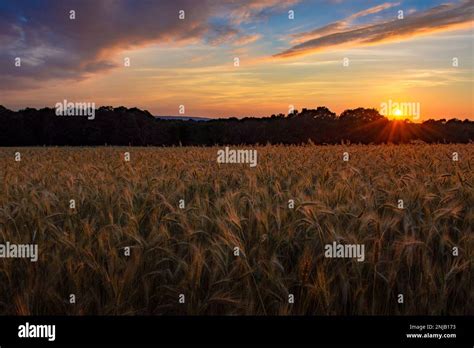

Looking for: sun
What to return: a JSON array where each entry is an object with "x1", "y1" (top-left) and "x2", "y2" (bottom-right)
[{"x1": 393, "y1": 108, "x2": 403, "y2": 117}]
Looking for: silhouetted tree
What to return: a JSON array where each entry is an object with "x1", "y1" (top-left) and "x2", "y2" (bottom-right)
[{"x1": 0, "y1": 105, "x2": 472, "y2": 146}]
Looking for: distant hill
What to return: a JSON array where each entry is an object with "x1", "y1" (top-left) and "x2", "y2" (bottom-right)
[
  {"x1": 0, "y1": 105, "x2": 472, "y2": 146},
  {"x1": 155, "y1": 116, "x2": 211, "y2": 122}
]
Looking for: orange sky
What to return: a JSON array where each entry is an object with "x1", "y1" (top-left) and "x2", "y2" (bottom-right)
[{"x1": 1, "y1": 0, "x2": 473, "y2": 120}]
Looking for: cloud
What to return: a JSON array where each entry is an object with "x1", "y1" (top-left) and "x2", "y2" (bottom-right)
[
  {"x1": 0, "y1": 0, "x2": 218, "y2": 88},
  {"x1": 289, "y1": 2, "x2": 399, "y2": 44},
  {"x1": 205, "y1": 24, "x2": 260, "y2": 46},
  {"x1": 0, "y1": 0, "x2": 291, "y2": 90},
  {"x1": 276, "y1": 0, "x2": 473, "y2": 58},
  {"x1": 348, "y1": 2, "x2": 400, "y2": 20},
  {"x1": 234, "y1": 33, "x2": 262, "y2": 45},
  {"x1": 206, "y1": 24, "x2": 240, "y2": 45},
  {"x1": 223, "y1": 0, "x2": 301, "y2": 24},
  {"x1": 290, "y1": 21, "x2": 348, "y2": 44}
]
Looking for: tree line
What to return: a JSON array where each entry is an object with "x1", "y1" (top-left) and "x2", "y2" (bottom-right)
[{"x1": 0, "y1": 105, "x2": 472, "y2": 146}]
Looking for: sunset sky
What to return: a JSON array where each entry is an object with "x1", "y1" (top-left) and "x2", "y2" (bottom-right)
[{"x1": 1, "y1": 0, "x2": 473, "y2": 120}]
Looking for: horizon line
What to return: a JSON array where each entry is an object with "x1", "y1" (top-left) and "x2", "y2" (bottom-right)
[{"x1": 1, "y1": 104, "x2": 472, "y2": 123}]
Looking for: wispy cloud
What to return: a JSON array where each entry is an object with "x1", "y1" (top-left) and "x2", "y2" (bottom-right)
[
  {"x1": 289, "y1": 2, "x2": 399, "y2": 44},
  {"x1": 223, "y1": 0, "x2": 301, "y2": 24},
  {"x1": 234, "y1": 33, "x2": 262, "y2": 45},
  {"x1": 276, "y1": 0, "x2": 473, "y2": 58},
  {"x1": 349, "y1": 2, "x2": 400, "y2": 20}
]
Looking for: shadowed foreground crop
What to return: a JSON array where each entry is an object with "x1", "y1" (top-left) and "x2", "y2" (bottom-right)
[{"x1": 0, "y1": 144, "x2": 472, "y2": 315}]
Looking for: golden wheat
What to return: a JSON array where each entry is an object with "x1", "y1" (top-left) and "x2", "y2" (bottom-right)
[{"x1": 0, "y1": 144, "x2": 472, "y2": 315}]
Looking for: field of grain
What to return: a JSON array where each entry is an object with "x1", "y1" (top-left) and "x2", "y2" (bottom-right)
[{"x1": 0, "y1": 144, "x2": 472, "y2": 315}]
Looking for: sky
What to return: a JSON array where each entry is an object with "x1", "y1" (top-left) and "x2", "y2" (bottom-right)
[{"x1": 0, "y1": 0, "x2": 473, "y2": 120}]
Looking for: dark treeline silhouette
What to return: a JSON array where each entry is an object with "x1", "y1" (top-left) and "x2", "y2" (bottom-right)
[{"x1": 0, "y1": 105, "x2": 472, "y2": 146}]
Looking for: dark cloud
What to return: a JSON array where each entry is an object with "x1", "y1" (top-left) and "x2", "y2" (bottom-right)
[
  {"x1": 275, "y1": 0, "x2": 473, "y2": 58},
  {"x1": 0, "y1": 0, "x2": 217, "y2": 88},
  {"x1": 0, "y1": 0, "x2": 296, "y2": 90}
]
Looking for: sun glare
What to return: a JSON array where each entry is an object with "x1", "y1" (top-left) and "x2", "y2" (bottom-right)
[{"x1": 393, "y1": 108, "x2": 403, "y2": 117}]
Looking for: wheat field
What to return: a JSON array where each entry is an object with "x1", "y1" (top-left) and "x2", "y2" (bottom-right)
[{"x1": 0, "y1": 144, "x2": 472, "y2": 315}]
